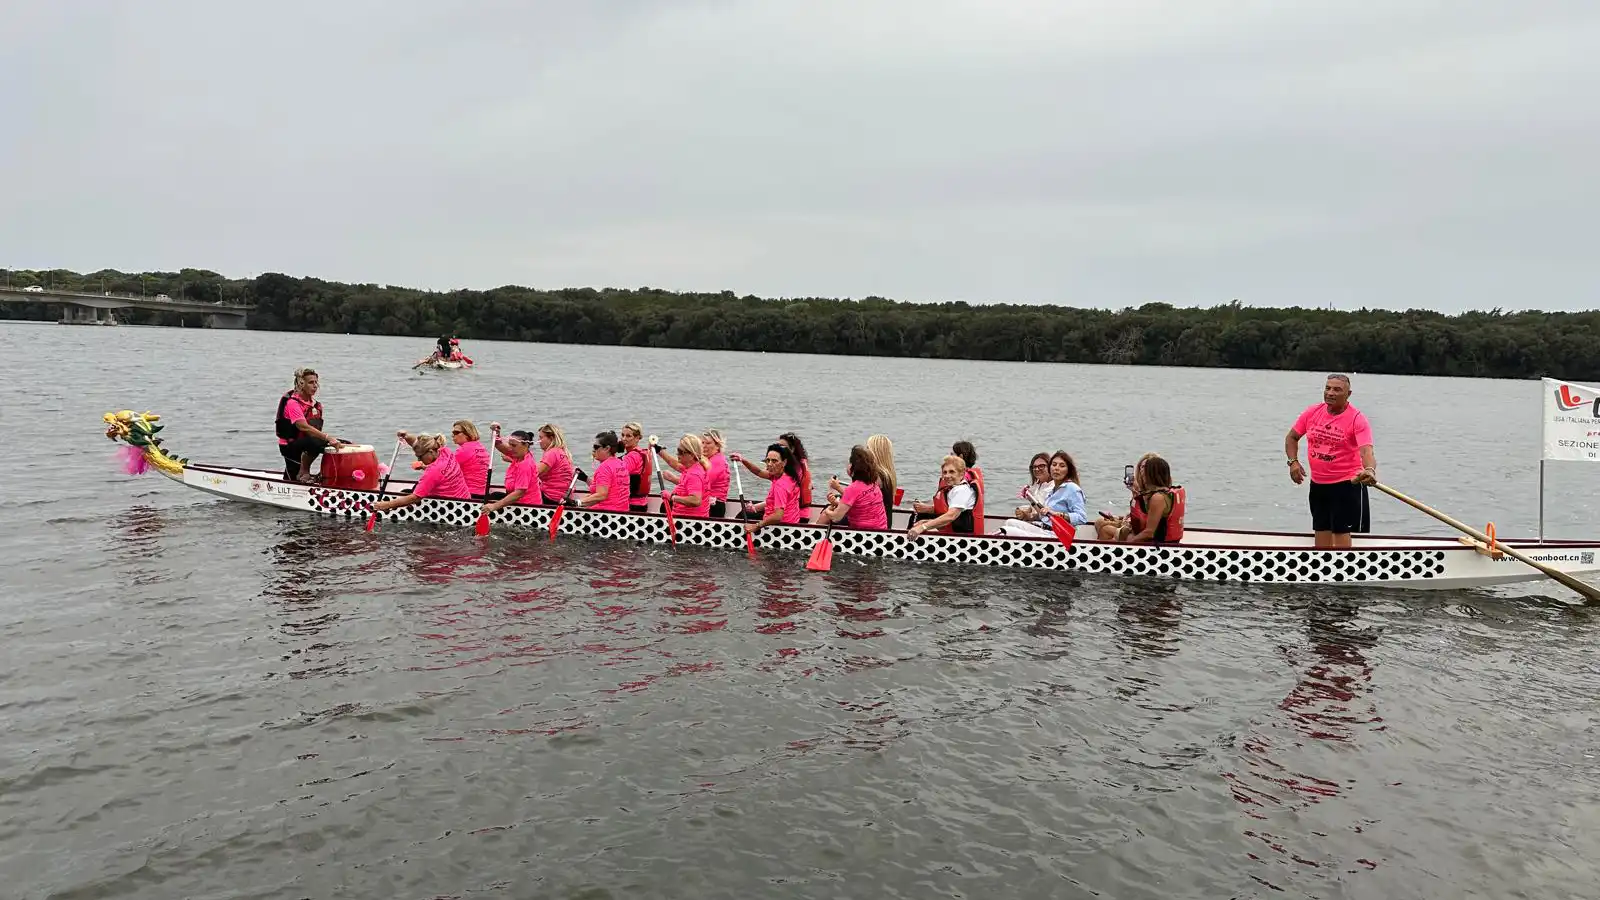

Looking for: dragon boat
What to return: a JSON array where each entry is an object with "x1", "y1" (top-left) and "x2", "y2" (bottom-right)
[{"x1": 102, "y1": 411, "x2": 1600, "y2": 593}]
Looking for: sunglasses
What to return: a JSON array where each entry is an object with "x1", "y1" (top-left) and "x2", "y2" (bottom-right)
[
  {"x1": 1031, "y1": 463, "x2": 1048, "y2": 470},
  {"x1": 592, "y1": 443, "x2": 604, "y2": 450},
  {"x1": 451, "y1": 429, "x2": 465, "y2": 435}
]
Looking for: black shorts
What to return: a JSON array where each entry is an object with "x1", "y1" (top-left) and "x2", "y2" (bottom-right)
[
  {"x1": 279, "y1": 436, "x2": 328, "y2": 479},
  {"x1": 1309, "y1": 480, "x2": 1370, "y2": 535},
  {"x1": 710, "y1": 499, "x2": 727, "y2": 518}
]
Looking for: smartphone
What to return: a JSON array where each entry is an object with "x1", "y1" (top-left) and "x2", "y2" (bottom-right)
[
  {"x1": 1123, "y1": 464, "x2": 1135, "y2": 487},
  {"x1": 1099, "y1": 509, "x2": 1116, "y2": 519}
]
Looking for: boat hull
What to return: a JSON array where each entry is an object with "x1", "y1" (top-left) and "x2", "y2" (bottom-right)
[{"x1": 174, "y1": 463, "x2": 1600, "y2": 592}]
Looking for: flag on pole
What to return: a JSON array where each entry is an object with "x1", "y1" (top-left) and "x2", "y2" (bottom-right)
[{"x1": 1542, "y1": 377, "x2": 1600, "y2": 462}]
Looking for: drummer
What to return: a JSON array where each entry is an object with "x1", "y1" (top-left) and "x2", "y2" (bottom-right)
[
  {"x1": 274, "y1": 367, "x2": 348, "y2": 483},
  {"x1": 372, "y1": 433, "x2": 470, "y2": 512}
]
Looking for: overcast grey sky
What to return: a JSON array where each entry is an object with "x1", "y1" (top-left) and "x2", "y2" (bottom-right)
[{"x1": 2, "y1": 1, "x2": 1595, "y2": 311}]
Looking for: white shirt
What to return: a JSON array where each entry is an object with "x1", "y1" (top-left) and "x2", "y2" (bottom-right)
[{"x1": 945, "y1": 483, "x2": 976, "y2": 510}]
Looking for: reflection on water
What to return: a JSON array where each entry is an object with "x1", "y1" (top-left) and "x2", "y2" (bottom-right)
[{"x1": 1226, "y1": 595, "x2": 1387, "y2": 889}]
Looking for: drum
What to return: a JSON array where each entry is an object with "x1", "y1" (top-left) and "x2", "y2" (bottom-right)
[{"x1": 321, "y1": 444, "x2": 379, "y2": 490}]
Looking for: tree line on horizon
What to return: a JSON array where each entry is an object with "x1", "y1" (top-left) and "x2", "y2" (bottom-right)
[{"x1": 4, "y1": 266, "x2": 1598, "y2": 380}]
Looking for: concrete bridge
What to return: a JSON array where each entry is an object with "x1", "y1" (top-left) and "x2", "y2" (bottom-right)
[{"x1": 0, "y1": 286, "x2": 255, "y2": 328}]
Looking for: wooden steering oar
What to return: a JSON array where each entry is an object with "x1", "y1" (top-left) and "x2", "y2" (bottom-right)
[{"x1": 1371, "y1": 481, "x2": 1600, "y2": 605}]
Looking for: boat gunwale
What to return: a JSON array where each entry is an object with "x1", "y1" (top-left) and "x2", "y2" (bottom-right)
[{"x1": 182, "y1": 462, "x2": 1600, "y2": 554}]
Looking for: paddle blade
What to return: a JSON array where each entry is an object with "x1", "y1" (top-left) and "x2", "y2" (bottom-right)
[
  {"x1": 548, "y1": 503, "x2": 565, "y2": 541},
  {"x1": 806, "y1": 536, "x2": 835, "y2": 572},
  {"x1": 1049, "y1": 514, "x2": 1076, "y2": 549},
  {"x1": 745, "y1": 530, "x2": 757, "y2": 558},
  {"x1": 894, "y1": 487, "x2": 905, "y2": 506},
  {"x1": 475, "y1": 511, "x2": 490, "y2": 537},
  {"x1": 661, "y1": 492, "x2": 678, "y2": 546},
  {"x1": 365, "y1": 511, "x2": 378, "y2": 532}
]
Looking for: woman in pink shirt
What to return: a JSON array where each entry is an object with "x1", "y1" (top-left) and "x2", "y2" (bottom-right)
[
  {"x1": 372, "y1": 433, "x2": 470, "y2": 512},
  {"x1": 815, "y1": 445, "x2": 888, "y2": 530},
  {"x1": 449, "y1": 420, "x2": 491, "y2": 497},
  {"x1": 534, "y1": 423, "x2": 576, "y2": 503},
  {"x1": 742, "y1": 443, "x2": 803, "y2": 534},
  {"x1": 481, "y1": 430, "x2": 542, "y2": 517},
  {"x1": 735, "y1": 432, "x2": 812, "y2": 519},
  {"x1": 664, "y1": 434, "x2": 713, "y2": 518},
  {"x1": 578, "y1": 431, "x2": 631, "y2": 513},
  {"x1": 655, "y1": 428, "x2": 731, "y2": 517}
]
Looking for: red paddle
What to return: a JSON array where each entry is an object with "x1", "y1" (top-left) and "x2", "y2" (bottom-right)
[
  {"x1": 548, "y1": 470, "x2": 583, "y2": 541},
  {"x1": 473, "y1": 425, "x2": 500, "y2": 537},
  {"x1": 661, "y1": 490, "x2": 678, "y2": 546},
  {"x1": 732, "y1": 464, "x2": 756, "y2": 558},
  {"x1": 365, "y1": 439, "x2": 405, "y2": 532},
  {"x1": 806, "y1": 521, "x2": 837, "y2": 571},
  {"x1": 805, "y1": 473, "x2": 843, "y2": 571},
  {"x1": 1049, "y1": 513, "x2": 1077, "y2": 550}
]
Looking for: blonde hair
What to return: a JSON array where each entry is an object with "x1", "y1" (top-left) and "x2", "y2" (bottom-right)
[
  {"x1": 866, "y1": 434, "x2": 897, "y2": 494},
  {"x1": 413, "y1": 433, "x2": 448, "y2": 456},
  {"x1": 453, "y1": 420, "x2": 480, "y2": 441},
  {"x1": 677, "y1": 433, "x2": 708, "y2": 468},
  {"x1": 701, "y1": 428, "x2": 724, "y2": 452},
  {"x1": 293, "y1": 367, "x2": 317, "y2": 388},
  {"x1": 940, "y1": 454, "x2": 968, "y2": 476},
  {"x1": 538, "y1": 423, "x2": 567, "y2": 450},
  {"x1": 622, "y1": 421, "x2": 643, "y2": 438}
]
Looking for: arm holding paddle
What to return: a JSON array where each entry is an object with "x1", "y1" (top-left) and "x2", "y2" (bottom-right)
[
  {"x1": 814, "y1": 475, "x2": 850, "y2": 525},
  {"x1": 734, "y1": 453, "x2": 776, "y2": 481},
  {"x1": 653, "y1": 442, "x2": 686, "y2": 482},
  {"x1": 373, "y1": 492, "x2": 422, "y2": 512},
  {"x1": 744, "y1": 503, "x2": 785, "y2": 534}
]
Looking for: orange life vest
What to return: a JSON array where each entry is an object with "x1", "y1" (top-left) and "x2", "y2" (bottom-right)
[{"x1": 1128, "y1": 486, "x2": 1186, "y2": 544}]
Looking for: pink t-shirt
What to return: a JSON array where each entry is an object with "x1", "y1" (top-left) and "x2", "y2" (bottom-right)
[
  {"x1": 763, "y1": 474, "x2": 802, "y2": 524},
  {"x1": 455, "y1": 440, "x2": 490, "y2": 494},
  {"x1": 502, "y1": 454, "x2": 542, "y2": 505},
  {"x1": 414, "y1": 451, "x2": 470, "y2": 499},
  {"x1": 539, "y1": 446, "x2": 574, "y2": 502},
  {"x1": 278, "y1": 395, "x2": 310, "y2": 446},
  {"x1": 671, "y1": 462, "x2": 712, "y2": 517},
  {"x1": 840, "y1": 478, "x2": 888, "y2": 530},
  {"x1": 706, "y1": 453, "x2": 730, "y2": 501},
  {"x1": 1292, "y1": 403, "x2": 1374, "y2": 484},
  {"x1": 589, "y1": 455, "x2": 631, "y2": 512}
]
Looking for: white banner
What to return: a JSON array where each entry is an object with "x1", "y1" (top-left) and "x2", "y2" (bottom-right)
[{"x1": 1543, "y1": 377, "x2": 1600, "y2": 462}]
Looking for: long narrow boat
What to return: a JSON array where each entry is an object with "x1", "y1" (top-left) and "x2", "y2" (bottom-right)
[{"x1": 101, "y1": 411, "x2": 1600, "y2": 593}]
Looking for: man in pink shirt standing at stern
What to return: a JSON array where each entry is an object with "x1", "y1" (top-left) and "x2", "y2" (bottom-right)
[{"x1": 1285, "y1": 373, "x2": 1377, "y2": 549}]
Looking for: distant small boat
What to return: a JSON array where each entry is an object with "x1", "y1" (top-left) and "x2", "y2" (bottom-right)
[{"x1": 414, "y1": 356, "x2": 472, "y2": 371}]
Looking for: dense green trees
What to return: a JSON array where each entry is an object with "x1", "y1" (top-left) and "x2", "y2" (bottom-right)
[{"x1": 4, "y1": 267, "x2": 1597, "y2": 379}]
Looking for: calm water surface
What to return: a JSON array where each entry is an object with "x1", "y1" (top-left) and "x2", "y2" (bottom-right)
[{"x1": 4, "y1": 323, "x2": 1599, "y2": 900}]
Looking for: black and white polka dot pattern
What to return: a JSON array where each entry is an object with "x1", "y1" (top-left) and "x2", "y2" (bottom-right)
[{"x1": 306, "y1": 486, "x2": 1446, "y2": 584}]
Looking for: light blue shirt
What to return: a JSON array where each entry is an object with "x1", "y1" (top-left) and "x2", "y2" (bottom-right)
[{"x1": 1044, "y1": 481, "x2": 1089, "y2": 526}]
